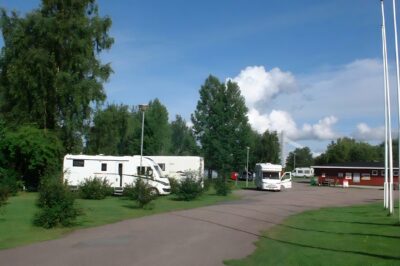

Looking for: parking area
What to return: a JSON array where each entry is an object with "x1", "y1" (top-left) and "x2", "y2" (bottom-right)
[{"x1": 0, "y1": 183, "x2": 384, "y2": 266}]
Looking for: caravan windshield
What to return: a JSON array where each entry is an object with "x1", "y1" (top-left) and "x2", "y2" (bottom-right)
[
  {"x1": 262, "y1": 171, "x2": 280, "y2": 180},
  {"x1": 154, "y1": 165, "x2": 165, "y2": 178}
]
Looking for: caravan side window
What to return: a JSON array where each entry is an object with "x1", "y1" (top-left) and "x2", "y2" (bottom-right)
[
  {"x1": 137, "y1": 167, "x2": 153, "y2": 177},
  {"x1": 101, "y1": 163, "x2": 107, "y2": 171},
  {"x1": 158, "y1": 163, "x2": 166, "y2": 171},
  {"x1": 73, "y1": 159, "x2": 84, "y2": 167}
]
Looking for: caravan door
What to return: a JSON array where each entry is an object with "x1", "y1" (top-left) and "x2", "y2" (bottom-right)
[{"x1": 281, "y1": 172, "x2": 292, "y2": 189}]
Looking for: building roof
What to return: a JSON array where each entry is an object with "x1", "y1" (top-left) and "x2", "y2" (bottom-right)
[{"x1": 312, "y1": 162, "x2": 399, "y2": 170}]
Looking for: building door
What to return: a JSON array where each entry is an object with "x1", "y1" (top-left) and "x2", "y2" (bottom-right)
[
  {"x1": 118, "y1": 163, "x2": 123, "y2": 187},
  {"x1": 353, "y1": 173, "x2": 360, "y2": 183}
]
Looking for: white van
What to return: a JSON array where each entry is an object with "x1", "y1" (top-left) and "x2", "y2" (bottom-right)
[
  {"x1": 255, "y1": 163, "x2": 292, "y2": 191},
  {"x1": 63, "y1": 154, "x2": 171, "y2": 195},
  {"x1": 146, "y1": 156, "x2": 204, "y2": 182},
  {"x1": 292, "y1": 167, "x2": 314, "y2": 178}
]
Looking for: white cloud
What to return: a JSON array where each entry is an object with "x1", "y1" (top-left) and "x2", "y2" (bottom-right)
[
  {"x1": 229, "y1": 65, "x2": 340, "y2": 141},
  {"x1": 230, "y1": 66, "x2": 297, "y2": 108},
  {"x1": 247, "y1": 108, "x2": 338, "y2": 141},
  {"x1": 352, "y1": 123, "x2": 385, "y2": 141}
]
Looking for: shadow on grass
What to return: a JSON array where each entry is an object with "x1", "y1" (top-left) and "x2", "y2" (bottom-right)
[
  {"x1": 200, "y1": 208, "x2": 400, "y2": 240},
  {"x1": 172, "y1": 212, "x2": 400, "y2": 261},
  {"x1": 310, "y1": 218, "x2": 400, "y2": 227}
]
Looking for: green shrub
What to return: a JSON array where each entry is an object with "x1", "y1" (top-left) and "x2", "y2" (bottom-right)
[
  {"x1": 2, "y1": 126, "x2": 63, "y2": 190},
  {"x1": 0, "y1": 184, "x2": 9, "y2": 212},
  {"x1": 214, "y1": 178, "x2": 231, "y2": 196},
  {"x1": 168, "y1": 177, "x2": 180, "y2": 194},
  {"x1": 79, "y1": 177, "x2": 112, "y2": 200},
  {"x1": 175, "y1": 176, "x2": 203, "y2": 201},
  {"x1": 123, "y1": 178, "x2": 156, "y2": 209},
  {"x1": 0, "y1": 168, "x2": 22, "y2": 195},
  {"x1": 203, "y1": 178, "x2": 211, "y2": 192},
  {"x1": 310, "y1": 177, "x2": 318, "y2": 186},
  {"x1": 34, "y1": 179, "x2": 79, "y2": 228}
]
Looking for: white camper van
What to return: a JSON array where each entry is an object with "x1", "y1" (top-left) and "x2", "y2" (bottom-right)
[
  {"x1": 147, "y1": 156, "x2": 204, "y2": 182},
  {"x1": 63, "y1": 154, "x2": 171, "y2": 195},
  {"x1": 255, "y1": 163, "x2": 292, "y2": 191},
  {"x1": 292, "y1": 167, "x2": 314, "y2": 178}
]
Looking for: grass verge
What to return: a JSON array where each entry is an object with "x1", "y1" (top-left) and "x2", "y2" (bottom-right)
[
  {"x1": 0, "y1": 189, "x2": 238, "y2": 250},
  {"x1": 225, "y1": 202, "x2": 400, "y2": 266}
]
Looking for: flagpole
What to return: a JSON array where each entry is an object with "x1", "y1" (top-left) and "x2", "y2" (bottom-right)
[
  {"x1": 382, "y1": 0, "x2": 394, "y2": 214},
  {"x1": 392, "y1": 0, "x2": 400, "y2": 220},
  {"x1": 382, "y1": 1, "x2": 389, "y2": 209},
  {"x1": 382, "y1": 23, "x2": 388, "y2": 209},
  {"x1": 381, "y1": 0, "x2": 393, "y2": 214}
]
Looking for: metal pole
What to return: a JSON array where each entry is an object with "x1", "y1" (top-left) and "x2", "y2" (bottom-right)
[
  {"x1": 392, "y1": 0, "x2": 400, "y2": 220},
  {"x1": 382, "y1": 0, "x2": 394, "y2": 214},
  {"x1": 140, "y1": 109, "x2": 145, "y2": 173},
  {"x1": 246, "y1": 146, "x2": 249, "y2": 188},
  {"x1": 381, "y1": 21, "x2": 389, "y2": 209}
]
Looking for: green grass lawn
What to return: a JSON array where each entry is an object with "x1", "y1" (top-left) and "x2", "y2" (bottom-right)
[
  {"x1": 225, "y1": 202, "x2": 400, "y2": 266},
  {"x1": 230, "y1": 179, "x2": 256, "y2": 190},
  {"x1": 0, "y1": 189, "x2": 238, "y2": 250}
]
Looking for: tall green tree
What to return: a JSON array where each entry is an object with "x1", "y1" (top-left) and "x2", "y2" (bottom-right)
[
  {"x1": 191, "y1": 75, "x2": 251, "y2": 178},
  {"x1": 0, "y1": 0, "x2": 113, "y2": 152},
  {"x1": 141, "y1": 99, "x2": 171, "y2": 155},
  {"x1": 251, "y1": 130, "x2": 280, "y2": 167},
  {"x1": 86, "y1": 104, "x2": 137, "y2": 155},
  {"x1": 170, "y1": 115, "x2": 199, "y2": 155},
  {"x1": 285, "y1": 147, "x2": 314, "y2": 171}
]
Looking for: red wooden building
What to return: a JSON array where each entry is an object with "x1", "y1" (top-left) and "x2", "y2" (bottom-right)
[{"x1": 312, "y1": 162, "x2": 399, "y2": 187}]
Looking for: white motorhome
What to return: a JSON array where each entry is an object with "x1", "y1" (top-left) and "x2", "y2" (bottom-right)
[
  {"x1": 255, "y1": 163, "x2": 292, "y2": 191},
  {"x1": 292, "y1": 167, "x2": 314, "y2": 178},
  {"x1": 63, "y1": 154, "x2": 171, "y2": 195},
  {"x1": 147, "y1": 156, "x2": 204, "y2": 182}
]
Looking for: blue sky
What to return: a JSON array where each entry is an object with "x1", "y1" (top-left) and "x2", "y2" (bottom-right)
[{"x1": 0, "y1": 0, "x2": 395, "y2": 154}]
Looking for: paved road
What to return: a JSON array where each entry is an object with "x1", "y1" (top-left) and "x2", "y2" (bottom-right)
[{"x1": 0, "y1": 183, "x2": 385, "y2": 266}]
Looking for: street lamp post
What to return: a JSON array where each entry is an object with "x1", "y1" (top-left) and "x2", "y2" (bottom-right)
[
  {"x1": 246, "y1": 146, "x2": 250, "y2": 188},
  {"x1": 139, "y1": 104, "x2": 149, "y2": 173},
  {"x1": 294, "y1": 152, "x2": 296, "y2": 170}
]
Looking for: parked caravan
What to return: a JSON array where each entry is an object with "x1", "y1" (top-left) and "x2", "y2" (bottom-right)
[
  {"x1": 255, "y1": 163, "x2": 292, "y2": 191},
  {"x1": 63, "y1": 154, "x2": 171, "y2": 195},
  {"x1": 146, "y1": 156, "x2": 204, "y2": 182},
  {"x1": 292, "y1": 167, "x2": 314, "y2": 178}
]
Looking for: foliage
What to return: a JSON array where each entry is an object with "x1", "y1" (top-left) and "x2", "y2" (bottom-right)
[
  {"x1": 79, "y1": 177, "x2": 112, "y2": 200},
  {"x1": 0, "y1": 183, "x2": 9, "y2": 211},
  {"x1": 310, "y1": 177, "x2": 318, "y2": 186},
  {"x1": 285, "y1": 147, "x2": 314, "y2": 171},
  {"x1": 192, "y1": 76, "x2": 251, "y2": 177},
  {"x1": 0, "y1": 0, "x2": 113, "y2": 152},
  {"x1": 203, "y1": 178, "x2": 212, "y2": 192},
  {"x1": 1, "y1": 125, "x2": 63, "y2": 190},
  {"x1": 168, "y1": 177, "x2": 180, "y2": 194},
  {"x1": 214, "y1": 177, "x2": 231, "y2": 196},
  {"x1": 0, "y1": 168, "x2": 21, "y2": 195},
  {"x1": 249, "y1": 130, "x2": 280, "y2": 169},
  {"x1": 123, "y1": 178, "x2": 156, "y2": 209},
  {"x1": 314, "y1": 137, "x2": 381, "y2": 164},
  {"x1": 170, "y1": 115, "x2": 199, "y2": 155},
  {"x1": 174, "y1": 173, "x2": 203, "y2": 201},
  {"x1": 142, "y1": 99, "x2": 171, "y2": 155},
  {"x1": 34, "y1": 179, "x2": 79, "y2": 228},
  {"x1": 86, "y1": 104, "x2": 136, "y2": 155}
]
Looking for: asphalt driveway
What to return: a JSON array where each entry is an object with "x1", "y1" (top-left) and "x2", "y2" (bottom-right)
[{"x1": 0, "y1": 183, "x2": 384, "y2": 266}]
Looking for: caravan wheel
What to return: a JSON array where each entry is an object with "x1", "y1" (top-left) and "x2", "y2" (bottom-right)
[{"x1": 150, "y1": 187, "x2": 159, "y2": 196}]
